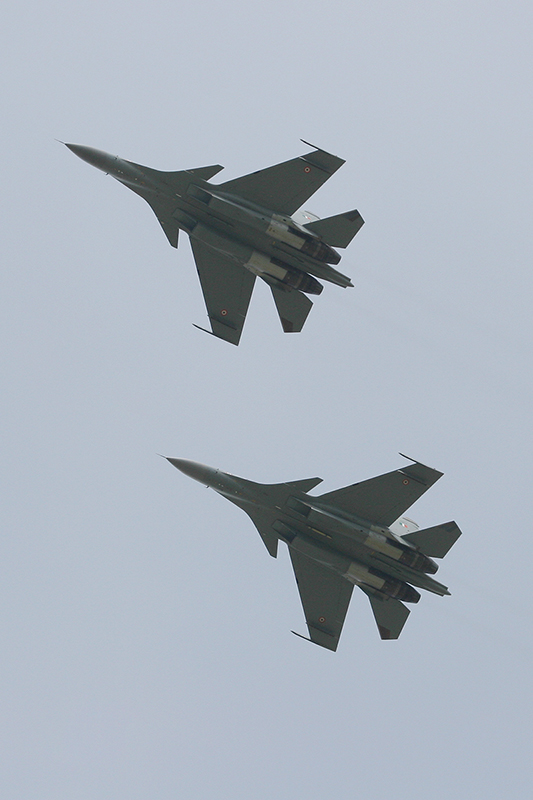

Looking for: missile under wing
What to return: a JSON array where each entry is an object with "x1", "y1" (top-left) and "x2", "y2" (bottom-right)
[
  {"x1": 65, "y1": 142, "x2": 364, "y2": 344},
  {"x1": 167, "y1": 456, "x2": 462, "y2": 651}
]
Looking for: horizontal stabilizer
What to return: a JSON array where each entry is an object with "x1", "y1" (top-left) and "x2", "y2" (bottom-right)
[
  {"x1": 304, "y1": 209, "x2": 364, "y2": 248},
  {"x1": 270, "y1": 286, "x2": 312, "y2": 333},
  {"x1": 403, "y1": 521, "x2": 462, "y2": 558},
  {"x1": 366, "y1": 593, "x2": 410, "y2": 639}
]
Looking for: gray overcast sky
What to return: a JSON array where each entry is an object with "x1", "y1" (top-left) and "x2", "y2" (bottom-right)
[{"x1": 2, "y1": 1, "x2": 532, "y2": 797}]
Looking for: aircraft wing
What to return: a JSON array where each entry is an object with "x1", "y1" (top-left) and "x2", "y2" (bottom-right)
[
  {"x1": 316, "y1": 459, "x2": 443, "y2": 527},
  {"x1": 189, "y1": 239, "x2": 256, "y2": 345},
  {"x1": 217, "y1": 145, "x2": 345, "y2": 216},
  {"x1": 289, "y1": 549, "x2": 353, "y2": 651}
]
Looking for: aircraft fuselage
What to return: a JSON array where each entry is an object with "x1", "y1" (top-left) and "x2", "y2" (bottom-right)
[{"x1": 66, "y1": 144, "x2": 353, "y2": 293}]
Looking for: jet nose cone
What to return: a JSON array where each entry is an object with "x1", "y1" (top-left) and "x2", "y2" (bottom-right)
[
  {"x1": 64, "y1": 143, "x2": 116, "y2": 172},
  {"x1": 166, "y1": 458, "x2": 218, "y2": 487}
]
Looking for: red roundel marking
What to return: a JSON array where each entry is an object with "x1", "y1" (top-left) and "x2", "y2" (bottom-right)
[
  {"x1": 403, "y1": 479, "x2": 409, "y2": 485},
  {"x1": 221, "y1": 309, "x2": 227, "y2": 316},
  {"x1": 318, "y1": 616, "x2": 326, "y2": 623},
  {"x1": 304, "y1": 166, "x2": 311, "y2": 173}
]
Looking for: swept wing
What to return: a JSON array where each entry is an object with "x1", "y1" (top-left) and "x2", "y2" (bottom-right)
[
  {"x1": 289, "y1": 549, "x2": 354, "y2": 651},
  {"x1": 316, "y1": 458, "x2": 443, "y2": 527},
  {"x1": 218, "y1": 144, "x2": 345, "y2": 216},
  {"x1": 189, "y1": 239, "x2": 256, "y2": 345}
]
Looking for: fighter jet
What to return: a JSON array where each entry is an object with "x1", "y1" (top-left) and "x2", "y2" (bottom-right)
[
  {"x1": 65, "y1": 142, "x2": 364, "y2": 344},
  {"x1": 167, "y1": 456, "x2": 461, "y2": 650}
]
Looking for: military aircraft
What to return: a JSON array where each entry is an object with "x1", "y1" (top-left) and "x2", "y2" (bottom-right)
[
  {"x1": 166, "y1": 456, "x2": 461, "y2": 650},
  {"x1": 65, "y1": 141, "x2": 364, "y2": 344}
]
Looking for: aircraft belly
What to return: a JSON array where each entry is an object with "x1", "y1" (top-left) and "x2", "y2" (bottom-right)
[
  {"x1": 304, "y1": 505, "x2": 432, "y2": 574},
  {"x1": 189, "y1": 219, "x2": 320, "y2": 297},
  {"x1": 179, "y1": 195, "x2": 344, "y2": 283},
  {"x1": 178, "y1": 193, "x2": 275, "y2": 256},
  {"x1": 284, "y1": 516, "x2": 373, "y2": 567},
  {"x1": 246, "y1": 252, "x2": 288, "y2": 281},
  {"x1": 177, "y1": 198, "x2": 353, "y2": 289},
  {"x1": 188, "y1": 216, "x2": 269, "y2": 264},
  {"x1": 279, "y1": 509, "x2": 446, "y2": 597},
  {"x1": 277, "y1": 524, "x2": 417, "y2": 604},
  {"x1": 183, "y1": 186, "x2": 339, "y2": 269},
  {"x1": 277, "y1": 516, "x2": 378, "y2": 573}
]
